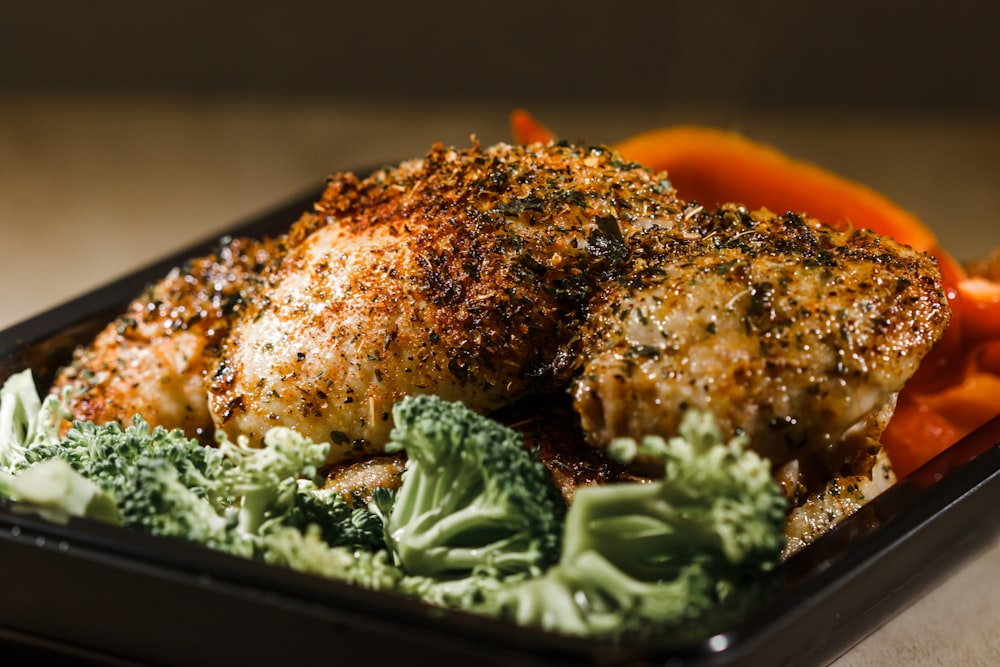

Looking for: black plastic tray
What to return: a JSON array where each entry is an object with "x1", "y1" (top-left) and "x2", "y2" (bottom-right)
[{"x1": 2, "y1": 188, "x2": 999, "y2": 667}]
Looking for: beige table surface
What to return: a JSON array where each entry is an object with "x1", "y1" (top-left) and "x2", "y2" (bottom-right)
[{"x1": 2, "y1": 96, "x2": 999, "y2": 665}]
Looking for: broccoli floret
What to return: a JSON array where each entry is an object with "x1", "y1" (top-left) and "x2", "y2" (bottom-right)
[
  {"x1": 15, "y1": 416, "x2": 241, "y2": 545},
  {"x1": 31, "y1": 417, "x2": 228, "y2": 496},
  {"x1": 381, "y1": 394, "x2": 565, "y2": 579},
  {"x1": 260, "y1": 524, "x2": 404, "y2": 591},
  {"x1": 0, "y1": 370, "x2": 68, "y2": 471},
  {"x1": 210, "y1": 428, "x2": 330, "y2": 537},
  {"x1": 65, "y1": 421, "x2": 388, "y2": 559},
  {"x1": 0, "y1": 368, "x2": 388, "y2": 559},
  {"x1": 116, "y1": 452, "x2": 243, "y2": 553},
  {"x1": 596, "y1": 410, "x2": 787, "y2": 574},
  {"x1": 285, "y1": 483, "x2": 387, "y2": 552},
  {"x1": 1, "y1": 458, "x2": 120, "y2": 525},
  {"x1": 476, "y1": 410, "x2": 787, "y2": 638}
]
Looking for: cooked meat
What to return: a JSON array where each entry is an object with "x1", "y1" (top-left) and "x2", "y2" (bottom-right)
[
  {"x1": 51, "y1": 235, "x2": 280, "y2": 441},
  {"x1": 207, "y1": 141, "x2": 683, "y2": 462},
  {"x1": 492, "y1": 394, "x2": 645, "y2": 503},
  {"x1": 780, "y1": 445, "x2": 896, "y2": 558},
  {"x1": 50, "y1": 139, "x2": 951, "y2": 549},
  {"x1": 571, "y1": 203, "x2": 951, "y2": 476},
  {"x1": 323, "y1": 454, "x2": 406, "y2": 505}
]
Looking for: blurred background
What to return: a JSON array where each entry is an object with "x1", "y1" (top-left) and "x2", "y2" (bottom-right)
[
  {"x1": 4, "y1": 1, "x2": 998, "y2": 112},
  {"x1": 2, "y1": 2, "x2": 997, "y2": 308},
  {"x1": 3, "y1": 0, "x2": 997, "y2": 327},
  {"x1": 1, "y1": 2, "x2": 999, "y2": 664}
]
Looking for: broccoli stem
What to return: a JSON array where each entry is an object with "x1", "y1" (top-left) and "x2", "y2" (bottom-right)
[
  {"x1": 395, "y1": 501, "x2": 527, "y2": 575},
  {"x1": 237, "y1": 487, "x2": 277, "y2": 536}
]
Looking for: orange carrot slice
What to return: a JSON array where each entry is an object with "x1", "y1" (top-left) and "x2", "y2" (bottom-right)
[
  {"x1": 613, "y1": 125, "x2": 941, "y2": 255},
  {"x1": 510, "y1": 109, "x2": 556, "y2": 145}
]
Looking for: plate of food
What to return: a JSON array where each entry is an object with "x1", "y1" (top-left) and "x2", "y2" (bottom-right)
[{"x1": 1, "y1": 111, "x2": 999, "y2": 666}]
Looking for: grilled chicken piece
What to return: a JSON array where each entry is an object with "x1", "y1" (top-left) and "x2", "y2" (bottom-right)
[
  {"x1": 571, "y1": 203, "x2": 951, "y2": 476},
  {"x1": 51, "y1": 236, "x2": 279, "y2": 440},
  {"x1": 323, "y1": 454, "x2": 407, "y2": 505},
  {"x1": 54, "y1": 142, "x2": 681, "y2": 452},
  {"x1": 52, "y1": 139, "x2": 950, "y2": 552},
  {"x1": 207, "y1": 141, "x2": 683, "y2": 462},
  {"x1": 780, "y1": 444, "x2": 896, "y2": 557}
]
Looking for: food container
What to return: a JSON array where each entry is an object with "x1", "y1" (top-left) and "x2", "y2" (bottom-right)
[{"x1": 3, "y1": 188, "x2": 999, "y2": 666}]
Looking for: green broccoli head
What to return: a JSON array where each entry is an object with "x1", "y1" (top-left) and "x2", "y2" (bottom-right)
[
  {"x1": 0, "y1": 369, "x2": 70, "y2": 472},
  {"x1": 595, "y1": 409, "x2": 788, "y2": 577},
  {"x1": 29, "y1": 417, "x2": 244, "y2": 551},
  {"x1": 381, "y1": 394, "x2": 565, "y2": 579},
  {"x1": 479, "y1": 410, "x2": 787, "y2": 638},
  {"x1": 285, "y1": 483, "x2": 387, "y2": 553},
  {"x1": 1, "y1": 458, "x2": 121, "y2": 525},
  {"x1": 24, "y1": 416, "x2": 227, "y2": 492},
  {"x1": 118, "y1": 456, "x2": 244, "y2": 553},
  {"x1": 212, "y1": 427, "x2": 330, "y2": 537}
]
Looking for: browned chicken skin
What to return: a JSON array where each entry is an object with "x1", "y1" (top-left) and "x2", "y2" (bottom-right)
[
  {"x1": 50, "y1": 139, "x2": 951, "y2": 547},
  {"x1": 572, "y1": 203, "x2": 951, "y2": 474},
  {"x1": 207, "y1": 141, "x2": 682, "y2": 461},
  {"x1": 52, "y1": 235, "x2": 281, "y2": 441}
]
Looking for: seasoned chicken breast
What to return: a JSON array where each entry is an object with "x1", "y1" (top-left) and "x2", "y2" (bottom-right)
[
  {"x1": 54, "y1": 141, "x2": 683, "y2": 455},
  {"x1": 207, "y1": 141, "x2": 684, "y2": 461},
  {"x1": 52, "y1": 138, "x2": 951, "y2": 549},
  {"x1": 51, "y1": 236, "x2": 279, "y2": 441},
  {"x1": 571, "y1": 203, "x2": 951, "y2": 474}
]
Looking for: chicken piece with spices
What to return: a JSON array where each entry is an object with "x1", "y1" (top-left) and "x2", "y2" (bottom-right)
[
  {"x1": 50, "y1": 139, "x2": 951, "y2": 547},
  {"x1": 51, "y1": 236, "x2": 280, "y2": 441},
  {"x1": 571, "y1": 203, "x2": 950, "y2": 491},
  {"x1": 207, "y1": 141, "x2": 685, "y2": 462}
]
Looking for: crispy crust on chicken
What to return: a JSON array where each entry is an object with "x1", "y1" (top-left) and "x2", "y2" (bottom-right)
[
  {"x1": 51, "y1": 236, "x2": 281, "y2": 440},
  {"x1": 207, "y1": 141, "x2": 684, "y2": 461},
  {"x1": 571, "y1": 204, "x2": 950, "y2": 474},
  {"x1": 51, "y1": 139, "x2": 952, "y2": 553}
]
